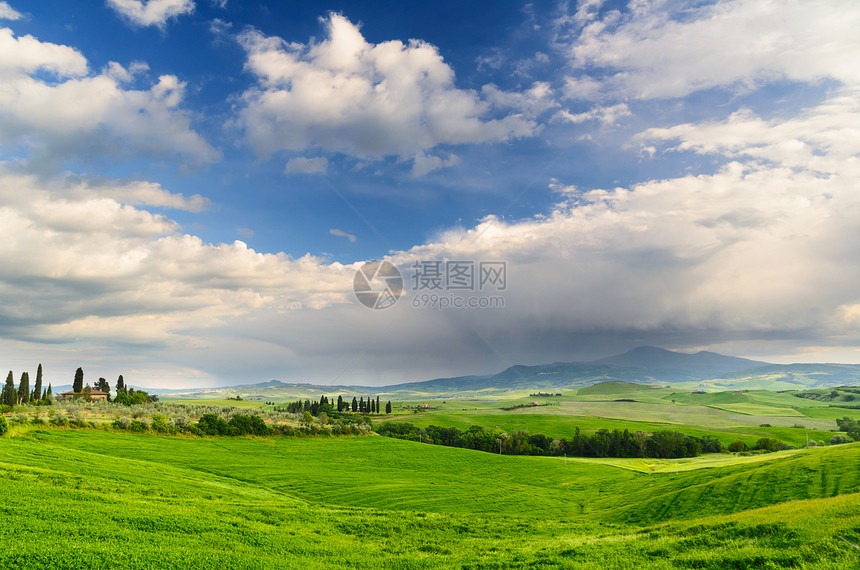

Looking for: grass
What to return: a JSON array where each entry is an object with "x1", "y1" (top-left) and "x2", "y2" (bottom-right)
[
  {"x1": 159, "y1": 398, "x2": 268, "y2": 409},
  {"x1": 1, "y1": 428, "x2": 859, "y2": 568}
]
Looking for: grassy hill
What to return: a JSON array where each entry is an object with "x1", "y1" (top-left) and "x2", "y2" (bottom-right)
[{"x1": 0, "y1": 429, "x2": 858, "y2": 568}]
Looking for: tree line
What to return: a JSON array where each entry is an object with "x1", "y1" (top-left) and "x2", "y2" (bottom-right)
[
  {"x1": 278, "y1": 395, "x2": 392, "y2": 416},
  {"x1": 1, "y1": 364, "x2": 156, "y2": 409},
  {"x1": 376, "y1": 422, "x2": 793, "y2": 459},
  {"x1": 2, "y1": 364, "x2": 52, "y2": 407}
]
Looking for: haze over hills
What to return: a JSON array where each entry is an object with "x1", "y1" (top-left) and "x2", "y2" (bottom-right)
[
  {"x1": 155, "y1": 346, "x2": 860, "y2": 400},
  {"x1": 592, "y1": 346, "x2": 768, "y2": 376}
]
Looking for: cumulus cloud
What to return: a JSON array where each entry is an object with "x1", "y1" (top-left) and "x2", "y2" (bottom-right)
[
  {"x1": 0, "y1": 28, "x2": 218, "y2": 167},
  {"x1": 236, "y1": 13, "x2": 536, "y2": 171},
  {"x1": 0, "y1": 2, "x2": 21, "y2": 20},
  {"x1": 562, "y1": 0, "x2": 860, "y2": 100},
  {"x1": 284, "y1": 156, "x2": 328, "y2": 174},
  {"x1": 106, "y1": 0, "x2": 195, "y2": 28},
  {"x1": 0, "y1": 166, "x2": 354, "y2": 347}
]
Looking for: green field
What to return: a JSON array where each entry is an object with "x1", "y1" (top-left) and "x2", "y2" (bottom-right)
[
  {"x1": 0, "y1": 428, "x2": 858, "y2": 568},
  {"x1": 378, "y1": 381, "x2": 860, "y2": 448},
  {"x1": 2, "y1": 381, "x2": 860, "y2": 568}
]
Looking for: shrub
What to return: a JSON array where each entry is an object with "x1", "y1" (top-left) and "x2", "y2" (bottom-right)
[
  {"x1": 0, "y1": 415, "x2": 7, "y2": 436},
  {"x1": 51, "y1": 413, "x2": 69, "y2": 427},
  {"x1": 151, "y1": 414, "x2": 173, "y2": 434},
  {"x1": 728, "y1": 440, "x2": 747, "y2": 453},
  {"x1": 830, "y1": 434, "x2": 850, "y2": 445},
  {"x1": 197, "y1": 413, "x2": 229, "y2": 436}
]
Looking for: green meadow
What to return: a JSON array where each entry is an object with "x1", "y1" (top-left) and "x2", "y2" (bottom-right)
[
  {"x1": 379, "y1": 382, "x2": 860, "y2": 448},
  {"x1": 1, "y1": 428, "x2": 859, "y2": 569},
  {"x1": 2, "y1": 381, "x2": 860, "y2": 568}
]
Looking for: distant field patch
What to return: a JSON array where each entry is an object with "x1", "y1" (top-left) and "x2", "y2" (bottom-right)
[
  {"x1": 160, "y1": 398, "x2": 266, "y2": 409},
  {"x1": 709, "y1": 403, "x2": 806, "y2": 417}
]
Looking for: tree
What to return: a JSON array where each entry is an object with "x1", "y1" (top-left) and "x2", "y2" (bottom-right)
[
  {"x1": 352, "y1": 397, "x2": 358, "y2": 413},
  {"x1": 376, "y1": 396, "x2": 380, "y2": 414},
  {"x1": 73, "y1": 367, "x2": 84, "y2": 393},
  {"x1": 95, "y1": 377, "x2": 111, "y2": 400},
  {"x1": 82, "y1": 384, "x2": 92, "y2": 402},
  {"x1": 386, "y1": 401, "x2": 392, "y2": 414},
  {"x1": 116, "y1": 375, "x2": 125, "y2": 393},
  {"x1": 18, "y1": 372, "x2": 30, "y2": 404},
  {"x1": 2, "y1": 371, "x2": 14, "y2": 407},
  {"x1": 46, "y1": 384, "x2": 53, "y2": 402},
  {"x1": 33, "y1": 364, "x2": 43, "y2": 402}
]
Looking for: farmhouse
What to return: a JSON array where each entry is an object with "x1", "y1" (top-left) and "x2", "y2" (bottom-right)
[{"x1": 60, "y1": 390, "x2": 109, "y2": 401}]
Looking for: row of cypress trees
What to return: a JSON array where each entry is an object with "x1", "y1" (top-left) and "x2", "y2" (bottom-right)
[
  {"x1": 280, "y1": 395, "x2": 393, "y2": 415},
  {"x1": 1, "y1": 365, "x2": 131, "y2": 406},
  {"x1": 2, "y1": 364, "x2": 53, "y2": 406}
]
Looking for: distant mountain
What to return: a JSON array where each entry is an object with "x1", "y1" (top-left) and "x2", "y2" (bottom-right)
[
  {"x1": 592, "y1": 346, "x2": 769, "y2": 377},
  {"x1": 155, "y1": 347, "x2": 860, "y2": 400}
]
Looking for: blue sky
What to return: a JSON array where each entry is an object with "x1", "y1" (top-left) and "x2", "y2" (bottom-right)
[{"x1": 1, "y1": 0, "x2": 859, "y2": 388}]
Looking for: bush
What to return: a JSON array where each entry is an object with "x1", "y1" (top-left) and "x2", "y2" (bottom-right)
[
  {"x1": 728, "y1": 440, "x2": 747, "y2": 453},
  {"x1": 51, "y1": 413, "x2": 69, "y2": 427},
  {"x1": 151, "y1": 414, "x2": 173, "y2": 434},
  {"x1": 830, "y1": 434, "x2": 850, "y2": 445},
  {"x1": 197, "y1": 413, "x2": 229, "y2": 436},
  {"x1": 0, "y1": 415, "x2": 7, "y2": 436}
]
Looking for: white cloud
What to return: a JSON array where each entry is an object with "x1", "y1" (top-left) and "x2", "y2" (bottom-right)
[
  {"x1": 330, "y1": 228, "x2": 356, "y2": 243},
  {"x1": 236, "y1": 14, "x2": 536, "y2": 163},
  {"x1": 481, "y1": 81, "x2": 557, "y2": 118},
  {"x1": 411, "y1": 152, "x2": 459, "y2": 177},
  {"x1": 0, "y1": 2, "x2": 22, "y2": 21},
  {"x1": 0, "y1": 166, "x2": 354, "y2": 348},
  {"x1": 0, "y1": 28, "x2": 218, "y2": 167},
  {"x1": 284, "y1": 156, "x2": 328, "y2": 174},
  {"x1": 553, "y1": 103, "x2": 630, "y2": 125},
  {"x1": 106, "y1": 0, "x2": 195, "y2": 28},
  {"x1": 563, "y1": 0, "x2": 860, "y2": 100}
]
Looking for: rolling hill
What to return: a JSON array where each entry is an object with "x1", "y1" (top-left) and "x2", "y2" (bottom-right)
[{"x1": 157, "y1": 346, "x2": 860, "y2": 400}]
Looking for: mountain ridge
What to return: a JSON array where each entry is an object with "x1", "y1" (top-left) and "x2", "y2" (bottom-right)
[{"x1": 153, "y1": 346, "x2": 860, "y2": 399}]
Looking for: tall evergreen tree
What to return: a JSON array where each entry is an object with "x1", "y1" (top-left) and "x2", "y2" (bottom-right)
[
  {"x1": 386, "y1": 401, "x2": 392, "y2": 414},
  {"x1": 46, "y1": 384, "x2": 52, "y2": 399},
  {"x1": 351, "y1": 396, "x2": 358, "y2": 412},
  {"x1": 376, "y1": 396, "x2": 380, "y2": 414},
  {"x1": 337, "y1": 395, "x2": 344, "y2": 412},
  {"x1": 2, "y1": 371, "x2": 14, "y2": 407},
  {"x1": 73, "y1": 367, "x2": 84, "y2": 393},
  {"x1": 116, "y1": 375, "x2": 125, "y2": 393},
  {"x1": 18, "y1": 372, "x2": 30, "y2": 404},
  {"x1": 33, "y1": 364, "x2": 43, "y2": 402}
]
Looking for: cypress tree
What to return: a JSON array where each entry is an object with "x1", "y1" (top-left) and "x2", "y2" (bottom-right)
[
  {"x1": 351, "y1": 397, "x2": 358, "y2": 412},
  {"x1": 116, "y1": 375, "x2": 125, "y2": 393},
  {"x1": 46, "y1": 384, "x2": 52, "y2": 399},
  {"x1": 386, "y1": 401, "x2": 392, "y2": 414},
  {"x1": 337, "y1": 395, "x2": 344, "y2": 412},
  {"x1": 33, "y1": 364, "x2": 43, "y2": 402},
  {"x1": 376, "y1": 396, "x2": 380, "y2": 414},
  {"x1": 18, "y1": 372, "x2": 30, "y2": 404},
  {"x1": 73, "y1": 367, "x2": 84, "y2": 393},
  {"x1": 2, "y1": 371, "x2": 14, "y2": 407}
]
